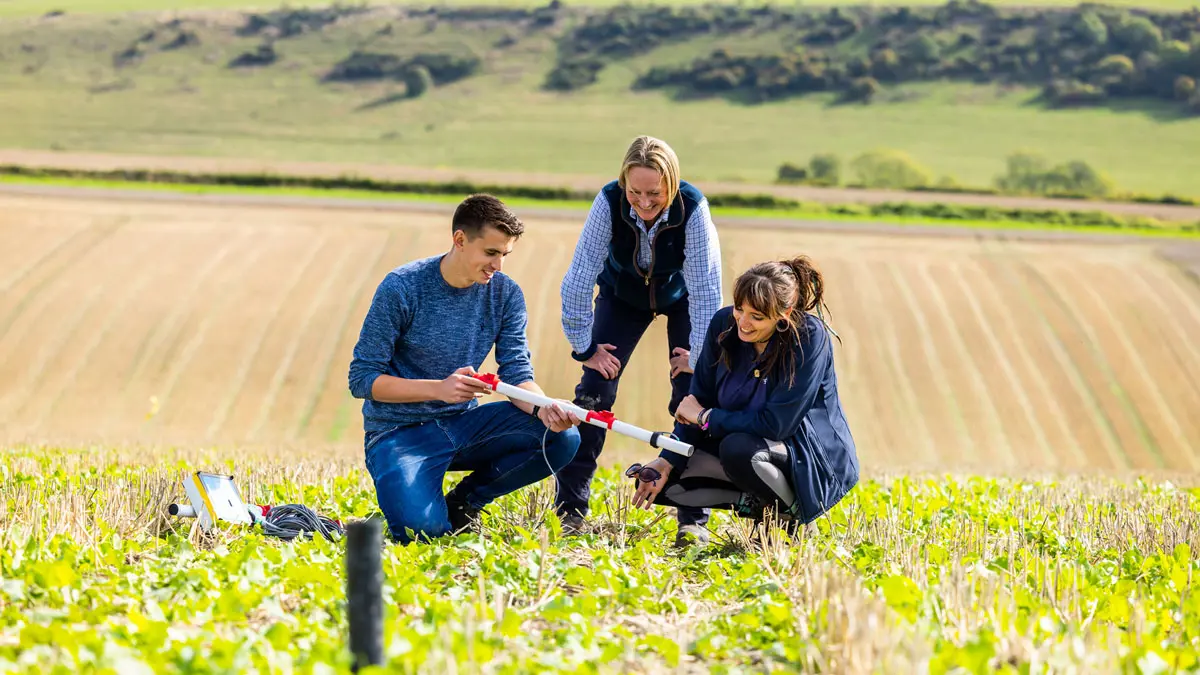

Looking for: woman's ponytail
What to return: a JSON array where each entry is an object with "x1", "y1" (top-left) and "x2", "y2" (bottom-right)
[
  {"x1": 783, "y1": 255, "x2": 837, "y2": 340},
  {"x1": 781, "y1": 255, "x2": 823, "y2": 314}
]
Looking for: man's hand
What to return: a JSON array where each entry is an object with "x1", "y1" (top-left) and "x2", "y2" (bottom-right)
[
  {"x1": 669, "y1": 347, "x2": 692, "y2": 378},
  {"x1": 583, "y1": 343, "x2": 621, "y2": 380},
  {"x1": 674, "y1": 394, "x2": 705, "y2": 426},
  {"x1": 435, "y1": 366, "x2": 492, "y2": 404},
  {"x1": 538, "y1": 401, "x2": 582, "y2": 433},
  {"x1": 631, "y1": 458, "x2": 673, "y2": 510}
]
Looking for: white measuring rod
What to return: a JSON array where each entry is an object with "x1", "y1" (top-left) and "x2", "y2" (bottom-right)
[{"x1": 472, "y1": 373, "x2": 694, "y2": 457}]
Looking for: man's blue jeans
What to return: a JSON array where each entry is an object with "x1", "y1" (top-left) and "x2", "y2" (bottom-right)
[{"x1": 364, "y1": 401, "x2": 581, "y2": 544}]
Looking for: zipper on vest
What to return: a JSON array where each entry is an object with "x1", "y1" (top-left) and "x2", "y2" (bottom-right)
[
  {"x1": 645, "y1": 219, "x2": 681, "y2": 292},
  {"x1": 624, "y1": 195, "x2": 687, "y2": 310}
]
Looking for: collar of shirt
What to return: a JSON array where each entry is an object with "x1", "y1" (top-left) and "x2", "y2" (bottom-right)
[{"x1": 628, "y1": 205, "x2": 670, "y2": 232}]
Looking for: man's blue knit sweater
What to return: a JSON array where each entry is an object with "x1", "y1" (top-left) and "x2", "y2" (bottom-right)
[{"x1": 348, "y1": 254, "x2": 535, "y2": 432}]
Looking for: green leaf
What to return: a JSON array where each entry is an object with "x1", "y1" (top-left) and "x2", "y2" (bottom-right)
[
  {"x1": 876, "y1": 575, "x2": 922, "y2": 622},
  {"x1": 638, "y1": 634, "x2": 681, "y2": 668}
]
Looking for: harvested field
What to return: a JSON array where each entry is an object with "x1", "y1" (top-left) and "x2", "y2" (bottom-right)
[{"x1": 2, "y1": 190, "x2": 1199, "y2": 473}]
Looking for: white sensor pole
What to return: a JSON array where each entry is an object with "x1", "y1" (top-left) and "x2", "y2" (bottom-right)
[{"x1": 472, "y1": 373, "x2": 694, "y2": 457}]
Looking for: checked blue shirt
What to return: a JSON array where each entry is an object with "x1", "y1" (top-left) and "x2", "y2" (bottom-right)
[{"x1": 560, "y1": 190, "x2": 724, "y2": 370}]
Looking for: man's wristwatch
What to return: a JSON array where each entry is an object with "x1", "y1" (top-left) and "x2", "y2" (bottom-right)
[{"x1": 531, "y1": 405, "x2": 542, "y2": 418}]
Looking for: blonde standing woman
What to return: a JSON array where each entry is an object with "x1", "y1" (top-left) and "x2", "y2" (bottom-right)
[{"x1": 555, "y1": 135, "x2": 724, "y2": 547}]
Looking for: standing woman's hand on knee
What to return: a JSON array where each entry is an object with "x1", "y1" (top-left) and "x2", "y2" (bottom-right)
[
  {"x1": 669, "y1": 347, "x2": 692, "y2": 378},
  {"x1": 631, "y1": 457, "x2": 672, "y2": 510},
  {"x1": 584, "y1": 343, "x2": 621, "y2": 380}
]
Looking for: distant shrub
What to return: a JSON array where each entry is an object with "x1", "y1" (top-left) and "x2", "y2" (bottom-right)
[
  {"x1": 406, "y1": 53, "x2": 481, "y2": 84},
  {"x1": 775, "y1": 153, "x2": 842, "y2": 186},
  {"x1": 163, "y1": 29, "x2": 200, "y2": 50},
  {"x1": 1091, "y1": 54, "x2": 1135, "y2": 89},
  {"x1": 870, "y1": 48, "x2": 901, "y2": 81},
  {"x1": 1175, "y1": 75, "x2": 1196, "y2": 101},
  {"x1": 543, "y1": 57, "x2": 604, "y2": 91},
  {"x1": 404, "y1": 66, "x2": 433, "y2": 98},
  {"x1": 531, "y1": 2, "x2": 559, "y2": 27},
  {"x1": 1043, "y1": 79, "x2": 1107, "y2": 106},
  {"x1": 325, "y1": 51, "x2": 480, "y2": 86},
  {"x1": 849, "y1": 150, "x2": 933, "y2": 189},
  {"x1": 935, "y1": 175, "x2": 962, "y2": 190},
  {"x1": 993, "y1": 150, "x2": 1114, "y2": 198},
  {"x1": 1111, "y1": 14, "x2": 1163, "y2": 56},
  {"x1": 228, "y1": 42, "x2": 277, "y2": 68},
  {"x1": 112, "y1": 43, "x2": 145, "y2": 68},
  {"x1": 808, "y1": 153, "x2": 841, "y2": 186},
  {"x1": 1159, "y1": 40, "x2": 1191, "y2": 66},
  {"x1": 776, "y1": 163, "x2": 809, "y2": 184},
  {"x1": 841, "y1": 76, "x2": 879, "y2": 103},
  {"x1": 1073, "y1": 10, "x2": 1108, "y2": 47},
  {"x1": 325, "y1": 51, "x2": 398, "y2": 80},
  {"x1": 236, "y1": 6, "x2": 367, "y2": 39},
  {"x1": 1043, "y1": 161, "x2": 1114, "y2": 198},
  {"x1": 902, "y1": 34, "x2": 941, "y2": 66}
]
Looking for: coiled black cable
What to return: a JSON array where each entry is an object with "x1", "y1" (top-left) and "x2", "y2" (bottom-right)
[{"x1": 259, "y1": 504, "x2": 345, "y2": 542}]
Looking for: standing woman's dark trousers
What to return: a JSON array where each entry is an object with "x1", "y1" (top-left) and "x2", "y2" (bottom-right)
[{"x1": 554, "y1": 290, "x2": 710, "y2": 528}]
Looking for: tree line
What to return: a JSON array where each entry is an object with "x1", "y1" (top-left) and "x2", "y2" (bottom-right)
[
  {"x1": 777, "y1": 149, "x2": 1122, "y2": 200},
  {"x1": 546, "y1": 0, "x2": 1200, "y2": 114}
]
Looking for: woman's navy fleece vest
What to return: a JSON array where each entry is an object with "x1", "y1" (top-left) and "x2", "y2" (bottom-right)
[{"x1": 596, "y1": 178, "x2": 704, "y2": 313}]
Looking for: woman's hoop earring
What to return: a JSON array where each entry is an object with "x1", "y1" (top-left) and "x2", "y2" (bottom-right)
[{"x1": 776, "y1": 319, "x2": 789, "y2": 333}]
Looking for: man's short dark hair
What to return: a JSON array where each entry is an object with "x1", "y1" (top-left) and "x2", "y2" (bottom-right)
[{"x1": 452, "y1": 194, "x2": 524, "y2": 240}]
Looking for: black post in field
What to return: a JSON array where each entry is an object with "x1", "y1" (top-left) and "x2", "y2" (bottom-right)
[{"x1": 346, "y1": 518, "x2": 384, "y2": 672}]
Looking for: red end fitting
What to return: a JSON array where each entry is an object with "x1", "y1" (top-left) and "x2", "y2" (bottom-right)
[
  {"x1": 474, "y1": 373, "x2": 500, "y2": 390},
  {"x1": 586, "y1": 410, "x2": 617, "y2": 429}
]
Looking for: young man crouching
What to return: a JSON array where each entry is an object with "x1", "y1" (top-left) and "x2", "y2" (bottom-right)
[{"x1": 348, "y1": 194, "x2": 582, "y2": 544}]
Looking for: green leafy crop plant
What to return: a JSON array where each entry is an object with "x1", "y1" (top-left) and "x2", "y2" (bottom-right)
[{"x1": 0, "y1": 446, "x2": 1197, "y2": 673}]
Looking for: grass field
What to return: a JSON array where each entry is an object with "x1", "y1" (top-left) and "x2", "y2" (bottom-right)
[
  {"x1": 3, "y1": 190, "x2": 1200, "y2": 474},
  {"x1": 2, "y1": 445, "x2": 1198, "y2": 672},
  {"x1": 2, "y1": 6, "x2": 1200, "y2": 197}
]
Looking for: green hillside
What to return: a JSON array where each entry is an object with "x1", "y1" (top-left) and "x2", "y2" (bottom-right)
[
  {"x1": 7, "y1": 0, "x2": 1200, "y2": 17},
  {"x1": 2, "y1": 1, "x2": 1199, "y2": 196}
]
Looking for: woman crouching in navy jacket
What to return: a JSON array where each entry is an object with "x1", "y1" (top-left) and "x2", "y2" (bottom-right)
[{"x1": 628, "y1": 256, "x2": 859, "y2": 536}]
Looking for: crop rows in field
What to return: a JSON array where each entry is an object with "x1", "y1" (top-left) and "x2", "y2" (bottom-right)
[{"x1": 1, "y1": 192, "x2": 1199, "y2": 472}]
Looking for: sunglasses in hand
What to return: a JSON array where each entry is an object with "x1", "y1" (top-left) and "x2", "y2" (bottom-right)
[{"x1": 625, "y1": 463, "x2": 662, "y2": 485}]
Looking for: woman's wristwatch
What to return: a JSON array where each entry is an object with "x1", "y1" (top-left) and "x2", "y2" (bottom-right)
[{"x1": 699, "y1": 408, "x2": 711, "y2": 430}]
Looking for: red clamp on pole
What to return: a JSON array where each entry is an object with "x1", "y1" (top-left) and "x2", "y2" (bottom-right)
[
  {"x1": 586, "y1": 410, "x2": 617, "y2": 429},
  {"x1": 473, "y1": 373, "x2": 500, "y2": 390}
]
